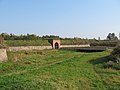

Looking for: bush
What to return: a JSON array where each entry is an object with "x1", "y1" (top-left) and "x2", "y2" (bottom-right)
[
  {"x1": 111, "y1": 46, "x2": 120, "y2": 63},
  {"x1": 111, "y1": 46, "x2": 120, "y2": 55},
  {"x1": 103, "y1": 46, "x2": 120, "y2": 70}
]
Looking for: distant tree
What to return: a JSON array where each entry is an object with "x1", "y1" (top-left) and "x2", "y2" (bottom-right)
[
  {"x1": 42, "y1": 35, "x2": 60, "y2": 39},
  {"x1": 107, "y1": 33, "x2": 118, "y2": 41},
  {"x1": 0, "y1": 33, "x2": 42, "y2": 40}
]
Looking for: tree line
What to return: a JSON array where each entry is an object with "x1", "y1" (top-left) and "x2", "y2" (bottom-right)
[
  {"x1": 0, "y1": 33, "x2": 60, "y2": 40},
  {"x1": 0, "y1": 32, "x2": 119, "y2": 47},
  {"x1": 0, "y1": 32, "x2": 119, "y2": 41}
]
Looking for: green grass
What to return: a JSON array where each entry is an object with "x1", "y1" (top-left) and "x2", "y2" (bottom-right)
[
  {"x1": 5, "y1": 40, "x2": 51, "y2": 46},
  {"x1": 5, "y1": 39, "x2": 119, "y2": 47},
  {"x1": 5, "y1": 39, "x2": 88, "y2": 46},
  {"x1": 0, "y1": 50, "x2": 120, "y2": 90}
]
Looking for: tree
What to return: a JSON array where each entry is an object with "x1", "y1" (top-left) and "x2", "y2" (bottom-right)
[{"x1": 107, "y1": 33, "x2": 118, "y2": 41}]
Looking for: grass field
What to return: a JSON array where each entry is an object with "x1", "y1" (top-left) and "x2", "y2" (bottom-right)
[{"x1": 0, "y1": 50, "x2": 120, "y2": 90}]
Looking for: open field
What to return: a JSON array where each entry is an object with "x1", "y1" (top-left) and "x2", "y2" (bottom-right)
[{"x1": 0, "y1": 50, "x2": 120, "y2": 90}]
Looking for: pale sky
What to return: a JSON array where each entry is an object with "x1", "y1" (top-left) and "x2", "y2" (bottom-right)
[{"x1": 0, "y1": 0, "x2": 120, "y2": 39}]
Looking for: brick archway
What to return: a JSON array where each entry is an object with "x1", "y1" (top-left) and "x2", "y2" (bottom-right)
[{"x1": 52, "y1": 40, "x2": 60, "y2": 49}]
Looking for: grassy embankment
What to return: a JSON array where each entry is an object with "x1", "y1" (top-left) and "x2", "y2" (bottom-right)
[
  {"x1": 5, "y1": 39, "x2": 88, "y2": 46},
  {"x1": 5, "y1": 39, "x2": 118, "y2": 47},
  {"x1": 5, "y1": 40, "x2": 51, "y2": 46},
  {"x1": 0, "y1": 49, "x2": 120, "y2": 90}
]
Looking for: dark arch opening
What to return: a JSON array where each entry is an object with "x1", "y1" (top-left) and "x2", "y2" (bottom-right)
[{"x1": 55, "y1": 42, "x2": 59, "y2": 49}]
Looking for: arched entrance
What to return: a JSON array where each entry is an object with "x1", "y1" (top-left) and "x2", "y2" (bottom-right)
[
  {"x1": 55, "y1": 42, "x2": 59, "y2": 49},
  {"x1": 48, "y1": 39, "x2": 60, "y2": 49}
]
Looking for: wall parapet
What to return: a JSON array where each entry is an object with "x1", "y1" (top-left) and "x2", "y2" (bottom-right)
[
  {"x1": 7, "y1": 44, "x2": 90, "y2": 51},
  {"x1": 8, "y1": 46, "x2": 52, "y2": 52},
  {"x1": 60, "y1": 44, "x2": 90, "y2": 48}
]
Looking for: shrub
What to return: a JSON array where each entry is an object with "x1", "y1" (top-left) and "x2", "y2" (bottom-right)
[
  {"x1": 111, "y1": 46, "x2": 120, "y2": 63},
  {"x1": 104, "y1": 46, "x2": 120, "y2": 70}
]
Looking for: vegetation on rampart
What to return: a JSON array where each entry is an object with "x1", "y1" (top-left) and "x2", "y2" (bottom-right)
[{"x1": 1, "y1": 33, "x2": 119, "y2": 47}]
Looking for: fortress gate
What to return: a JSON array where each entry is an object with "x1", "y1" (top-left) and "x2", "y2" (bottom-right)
[{"x1": 51, "y1": 40, "x2": 60, "y2": 49}]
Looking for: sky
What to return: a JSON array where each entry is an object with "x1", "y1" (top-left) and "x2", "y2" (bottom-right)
[{"x1": 0, "y1": 0, "x2": 120, "y2": 39}]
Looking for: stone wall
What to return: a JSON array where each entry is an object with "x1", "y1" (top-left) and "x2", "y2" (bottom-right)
[
  {"x1": 7, "y1": 44, "x2": 90, "y2": 51},
  {"x1": 60, "y1": 44, "x2": 90, "y2": 48},
  {"x1": 8, "y1": 46, "x2": 52, "y2": 52},
  {"x1": 0, "y1": 49, "x2": 8, "y2": 62},
  {"x1": 0, "y1": 44, "x2": 90, "y2": 62}
]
